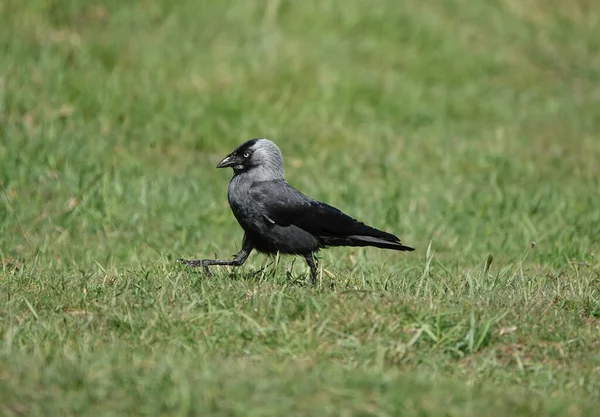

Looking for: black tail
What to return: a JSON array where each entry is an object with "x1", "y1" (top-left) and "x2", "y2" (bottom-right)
[
  {"x1": 319, "y1": 226, "x2": 415, "y2": 252},
  {"x1": 344, "y1": 235, "x2": 415, "y2": 251}
]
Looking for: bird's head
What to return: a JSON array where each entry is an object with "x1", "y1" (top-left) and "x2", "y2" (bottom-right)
[{"x1": 217, "y1": 138, "x2": 285, "y2": 179}]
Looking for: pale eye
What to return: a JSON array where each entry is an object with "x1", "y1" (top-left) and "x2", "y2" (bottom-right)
[{"x1": 243, "y1": 152, "x2": 250, "y2": 158}]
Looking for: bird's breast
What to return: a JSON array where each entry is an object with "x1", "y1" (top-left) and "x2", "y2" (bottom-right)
[{"x1": 227, "y1": 177, "x2": 261, "y2": 228}]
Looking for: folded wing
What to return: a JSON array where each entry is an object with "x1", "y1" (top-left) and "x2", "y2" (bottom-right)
[{"x1": 250, "y1": 180, "x2": 414, "y2": 251}]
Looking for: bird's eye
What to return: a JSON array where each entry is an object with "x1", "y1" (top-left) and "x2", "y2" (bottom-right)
[{"x1": 243, "y1": 152, "x2": 250, "y2": 158}]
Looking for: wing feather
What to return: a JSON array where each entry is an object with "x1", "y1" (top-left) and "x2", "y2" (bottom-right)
[{"x1": 249, "y1": 180, "x2": 411, "y2": 250}]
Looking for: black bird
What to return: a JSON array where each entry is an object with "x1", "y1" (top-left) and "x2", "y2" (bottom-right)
[{"x1": 179, "y1": 138, "x2": 414, "y2": 284}]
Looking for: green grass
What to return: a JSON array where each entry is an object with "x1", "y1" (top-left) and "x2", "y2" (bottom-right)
[{"x1": 1, "y1": 0, "x2": 600, "y2": 415}]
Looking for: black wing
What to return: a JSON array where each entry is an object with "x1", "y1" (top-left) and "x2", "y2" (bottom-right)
[{"x1": 250, "y1": 180, "x2": 414, "y2": 251}]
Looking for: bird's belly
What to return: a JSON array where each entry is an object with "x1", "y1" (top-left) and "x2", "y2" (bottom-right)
[
  {"x1": 231, "y1": 208, "x2": 318, "y2": 254},
  {"x1": 250, "y1": 223, "x2": 319, "y2": 255}
]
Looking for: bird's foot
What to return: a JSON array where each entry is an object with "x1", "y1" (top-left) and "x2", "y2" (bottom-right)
[{"x1": 177, "y1": 258, "x2": 212, "y2": 276}]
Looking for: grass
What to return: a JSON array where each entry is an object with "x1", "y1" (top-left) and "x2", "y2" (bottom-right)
[{"x1": 1, "y1": 0, "x2": 600, "y2": 415}]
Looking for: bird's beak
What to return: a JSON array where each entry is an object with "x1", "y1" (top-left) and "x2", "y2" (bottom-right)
[{"x1": 216, "y1": 154, "x2": 237, "y2": 168}]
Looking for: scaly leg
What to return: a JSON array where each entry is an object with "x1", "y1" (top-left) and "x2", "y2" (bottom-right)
[
  {"x1": 303, "y1": 253, "x2": 318, "y2": 286},
  {"x1": 179, "y1": 234, "x2": 253, "y2": 277}
]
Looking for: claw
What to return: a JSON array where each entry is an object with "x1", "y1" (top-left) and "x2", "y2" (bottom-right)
[
  {"x1": 201, "y1": 260, "x2": 212, "y2": 277},
  {"x1": 178, "y1": 258, "x2": 212, "y2": 276},
  {"x1": 178, "y1": 258, "x2": 196, "y2": 267}
]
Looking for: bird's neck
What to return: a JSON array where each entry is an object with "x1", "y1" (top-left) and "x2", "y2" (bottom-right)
[{"x1": 235, "y1": 166, "x2": 284, "y2": 183}]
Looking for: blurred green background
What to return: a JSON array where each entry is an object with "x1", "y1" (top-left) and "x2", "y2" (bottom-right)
[{"x1": 1, "y1": 0, "x2": 599, "y2": 415}]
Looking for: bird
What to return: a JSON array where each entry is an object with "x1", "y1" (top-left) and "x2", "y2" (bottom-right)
[{"x1": 179, "y1": 138, "x2": 414, "y2": 285}]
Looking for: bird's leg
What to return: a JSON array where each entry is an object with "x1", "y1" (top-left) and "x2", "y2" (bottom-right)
[
  {"x1": 178, "y1": 248, "x2": 251, "y2": 276},
  {"x1": 303, "y1": 253, "x2": 318, "y2": 286},
  {"x1": 179, "y1": 236, "x2": 253, "y2": 277}
]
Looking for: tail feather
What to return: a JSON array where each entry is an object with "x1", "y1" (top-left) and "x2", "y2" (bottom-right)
[
  {"x1": 347, "y1": 235, "x2": 415, "y2": 251},
  {"x1": 320, "y1": 234, "x2": 415, "y2": 251}
]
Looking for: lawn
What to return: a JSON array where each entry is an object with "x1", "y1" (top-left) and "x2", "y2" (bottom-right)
[{"x1": 1, "y1": 0, "x2": 599, "y2": 415}]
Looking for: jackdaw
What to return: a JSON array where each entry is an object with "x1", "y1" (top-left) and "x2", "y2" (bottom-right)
[{"x1": 179, "y1": 138, "x2": 414, "y2": 284}]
